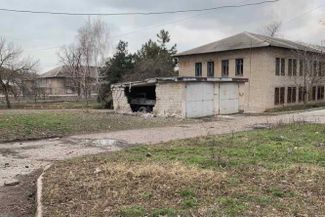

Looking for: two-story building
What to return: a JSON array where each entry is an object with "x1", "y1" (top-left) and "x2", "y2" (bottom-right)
[{"x1": 175, "y1": 32, "x2": 325, "y2": 113}]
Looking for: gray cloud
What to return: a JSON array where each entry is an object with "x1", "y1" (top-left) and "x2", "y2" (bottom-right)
[{"x1": 0, "y1": 0, "x2": 324, "y2": 72}]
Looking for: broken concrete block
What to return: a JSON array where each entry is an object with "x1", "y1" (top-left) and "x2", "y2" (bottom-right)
[{"x1": 4, "y1": 179, "x2": 20, "y2": 187}]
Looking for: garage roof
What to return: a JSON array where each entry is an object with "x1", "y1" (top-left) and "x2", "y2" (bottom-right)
[{"x1": 111, "y1": 76, "x2": 248, "y2": 88}]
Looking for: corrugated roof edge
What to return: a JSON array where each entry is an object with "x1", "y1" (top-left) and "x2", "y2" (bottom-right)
[{"x1": 111, "y1": 76, "x2": 248, "y2": 88}]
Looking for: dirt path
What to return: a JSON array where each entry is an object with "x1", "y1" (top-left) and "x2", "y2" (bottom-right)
[{"x1": 1, "y1": 109, "x2": 325, "y2": 216}]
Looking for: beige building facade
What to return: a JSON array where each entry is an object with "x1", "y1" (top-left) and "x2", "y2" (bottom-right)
[{"x1": 176, "y1": 32, "x2": 325, "y2": 113}]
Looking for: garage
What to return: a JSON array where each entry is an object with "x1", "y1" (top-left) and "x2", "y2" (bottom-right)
[
  {"x1": 219, "y1": 83, "x2": 240, "y2": 114},
  {"x1": 111, "y1": 77, "x2": 247, "y2": 118},
  {"x1": 185, "y1": 83, "x2": 214, "y2": 118}
]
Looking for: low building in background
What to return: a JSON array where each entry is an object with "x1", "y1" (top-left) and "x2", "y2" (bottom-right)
[{"x1": 38, "y1": 65, "x2": 99, "y2": 98}]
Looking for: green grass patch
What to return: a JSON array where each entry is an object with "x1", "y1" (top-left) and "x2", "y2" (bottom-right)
[
  {"x1": 0, "y1": 110, "x2": 192, "y2": 142},
  {"x1": 113, "y1": 123, "x2": 325, "y2": 169},
  {"x1": 42, "y1": 123, "x2": 325, "y2": 217},
  {"x1": 151, "y1": 208, "x2": 177, "y2": 217},
  {"x1": 120, "y1": 205, "x2": 146, "y2": 217}
]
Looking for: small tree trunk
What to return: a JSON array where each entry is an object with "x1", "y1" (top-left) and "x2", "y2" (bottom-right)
[{"x1": 3, "y1": 87, "x2": 11, "y2": 109}]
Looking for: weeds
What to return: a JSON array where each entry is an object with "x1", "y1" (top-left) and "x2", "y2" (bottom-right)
[{"x1": 42, "y1": 124, "x2": 325, "y2": 217}]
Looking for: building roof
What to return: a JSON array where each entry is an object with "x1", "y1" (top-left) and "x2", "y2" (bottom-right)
[
  {"x1": 40, "y1": 65, "x2": 98, "y2": 78},
  {"x1": 112, "y1": 76, "x2": 248, "y2": 88},
  {"x1": 175, "y1": 32, "x2": 324, "y2": 57}
]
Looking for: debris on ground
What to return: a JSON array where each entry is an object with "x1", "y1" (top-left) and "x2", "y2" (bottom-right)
[
  {"x1": 252, "y1": 123, "x2": 272, "y2": 129},
  {"x1": 4, "y1": 179, "x2": 20, "y2": 187}
]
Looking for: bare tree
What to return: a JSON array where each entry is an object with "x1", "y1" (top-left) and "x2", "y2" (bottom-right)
[
  {"x1": 58, "y1": 44, "x2": 83, "y2": 98},
  {"x1": 0, "y1": 37, "x2": 37, "y2": 108},
  {"x1": 58, "y1": 18, "x2": 109, "y2": 106},
  {"x1": 264, "y1": 21, "x2": 282, "y2": 37},
  {"x1": 28, "y1": 73, "x2": 46, "y2": 103},
  {"x1": 292, "y1": 44, "x2": 325, "y2": 105},
  {"x1": 78, "y1": 18, "x2": 109, "y2": 91}
]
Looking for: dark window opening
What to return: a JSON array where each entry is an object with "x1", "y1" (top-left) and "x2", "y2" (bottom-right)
[
  {"x1": 299, "y1": 60, "x2": 304, "y2": 76},
  {"x1": 222, "y1": 60, "x2": 229, "y2": 77},
  {"x1": 298, "y1": 86, "x2": 306, "y2": 102},
  {"x1": 288, "y1": 59, "x2": 297, "y2": 76},
  {"x1": 288, "y1": 59, "x2": 292, "y2": 76},
  {"x1": 317, "y1": 86, "x2": 324, "y2": 100},
  {"x1": 281, "y1": 58, "x2": 285, "y2": 76},
  {"x1": 313, "y1": 61, "x2": 318, "y2": 76},
  {"x1": 275, "y1": 58, "x2": 280, "y2": 76},
  {"x1": 124, "y1": 85, "x2": 156, "y2": 113},
  {"x1": 276, "y1": 58, "x2": 285, "y2": 76},
  {"x1": 275, "y1": 88, "x2": 280, "y2": 105},
  {"x1": 280, "y1": 87, "x2": 285, "y2": 104},
  {"x1": 287, "y1": 86, "x2": 297, "y2": 104},
  {"x1": 195, "y1": 62, "x2": 202, "y2": 77},
  {"x1": 293, "y1": 59, "x2": 297, "y2": 76},
  {"x1": 207, "y1": 61, "x2": 214, "y2": 77},
  {"x1": 275, "y1": 87, "x2": 285, "y2": 105},
  {"x1": 235, "y1": 58, "x2": 244, "y2": 76},
  {"x1": 311, "y1": 86, "x2": 317, "y2": 101}
]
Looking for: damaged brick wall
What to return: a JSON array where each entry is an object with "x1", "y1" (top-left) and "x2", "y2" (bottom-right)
[
  {"x1": 111, "y1": 86, "x2": 132, "y2": 114},
  {"x1": 153, "y1": 82, "x2": 186, "y2": 118}
]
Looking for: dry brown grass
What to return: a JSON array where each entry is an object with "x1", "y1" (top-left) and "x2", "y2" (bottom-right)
[
  {"x1": 42, "y1": 124, "x2": 325, "y2": 217},
  {"x1": 43, "y1": 161, "x2": 227, "y2": 217},
  {"x1": 42, "y1": 159, "x2": 325, "y2": 217}
]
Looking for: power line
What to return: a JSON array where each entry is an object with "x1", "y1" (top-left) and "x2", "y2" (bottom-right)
[
  {"x1": 21, "y1": 0, "x2": 278, "y2": 51},
  {"x1": 0, "y1": 0, "x2": 279, "y2": 16},
  {"x1": 283, "y1": 3, "x2": 325, "y2": 24},
  {"x1": 110, "y1": 0, "x2": 254, "y2": 39}
]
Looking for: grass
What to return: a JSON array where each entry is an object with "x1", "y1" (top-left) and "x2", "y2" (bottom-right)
[
  {"x1": 0, "y1": 100, "x2": 102, "y2": 110},
  {"x1": 42, "y1": 123, "x2": 325, "y2": 217},
  {"x1": 0, "y1": 110, "x2": 192, "y2": 142},
  {"x1": 265, "y1": 102, "x2": 325, "y2": 113}
]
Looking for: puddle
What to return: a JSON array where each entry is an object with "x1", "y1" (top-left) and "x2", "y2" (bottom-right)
[
  {"x1": 67, "y1": 138, "x2": 127, "y2": 149},
  {"x1": 91, "y1": 139, "x2": 120, "y2": 147}
]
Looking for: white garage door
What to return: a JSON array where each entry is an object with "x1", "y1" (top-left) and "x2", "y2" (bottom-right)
[
  {"x1": 186, "y1": 83, "x2": 214, "y2": 118},
  {"x1": 219, "y1": 83, "x2": 239, "y2": 114}
]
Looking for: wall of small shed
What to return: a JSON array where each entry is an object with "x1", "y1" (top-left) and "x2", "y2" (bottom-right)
[
  {"x1": 112, "y1": 86, "x2": 132, "y2": 113},
  {"x1": 153, "y1": 82, "x2": 186, "y2": 118}
]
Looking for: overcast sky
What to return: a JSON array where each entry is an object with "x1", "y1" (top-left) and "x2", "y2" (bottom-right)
[{"x1": 0, "y1": 0, "x2": 324, "y2": 73}]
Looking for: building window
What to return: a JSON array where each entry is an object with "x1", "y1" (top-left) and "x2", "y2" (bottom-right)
[
  {"x1": 299, "y1": 60, "x2": 304, "y2": 76},
  {"x1": 195, "y1": 62, "x2": 202, "y2": 77},
  {"x1": 311, "y1": 86, "x2": 317, "y2": 101},
  {"x1": 275, "y1": 87, "x2": 285, "y2": 105},
  {"x1": 222, "y1": 60, "x2": 229, "y2": 77},
  {"x1": 281, "y1": 59, "x2": 285, "y2": 75},
  {"x1": 275, "y1": 58, "x2": 285, "y2": 76},
  {"x1": 288, "y1": 59, "x2": 297, "y2": 76},
  {"x1": 298, "y1": 86, "x2": 306, "y2": 102},
  {"x1": 293, "y1": 59, "x2": 297, "y2": 76},
  {"x1": 275, "y1": 58, "x2": 280, "y2": 76},
  {"x1": 313, "y1": 61, "x2": 318, "y2": 76},
  {"x1": 287, "y1": 86, "x2": 297, "y2": 104},
  {"x1": 207, "y1": 61, "x2": 214, "y2": 77},
  {"x1": 317, "y1": 86, "x2": 324, "y2": 100},
  {"x1": 288, "y1": 59, "x2": 292, "y2": 76},
  {"x1": 235, "y1": 58, "x2": 244, "y2": 76}
]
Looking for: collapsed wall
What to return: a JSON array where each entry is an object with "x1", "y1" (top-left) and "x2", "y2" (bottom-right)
[{"x1": 111, "y1": 86, "x2": 132, "y2": 114}]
